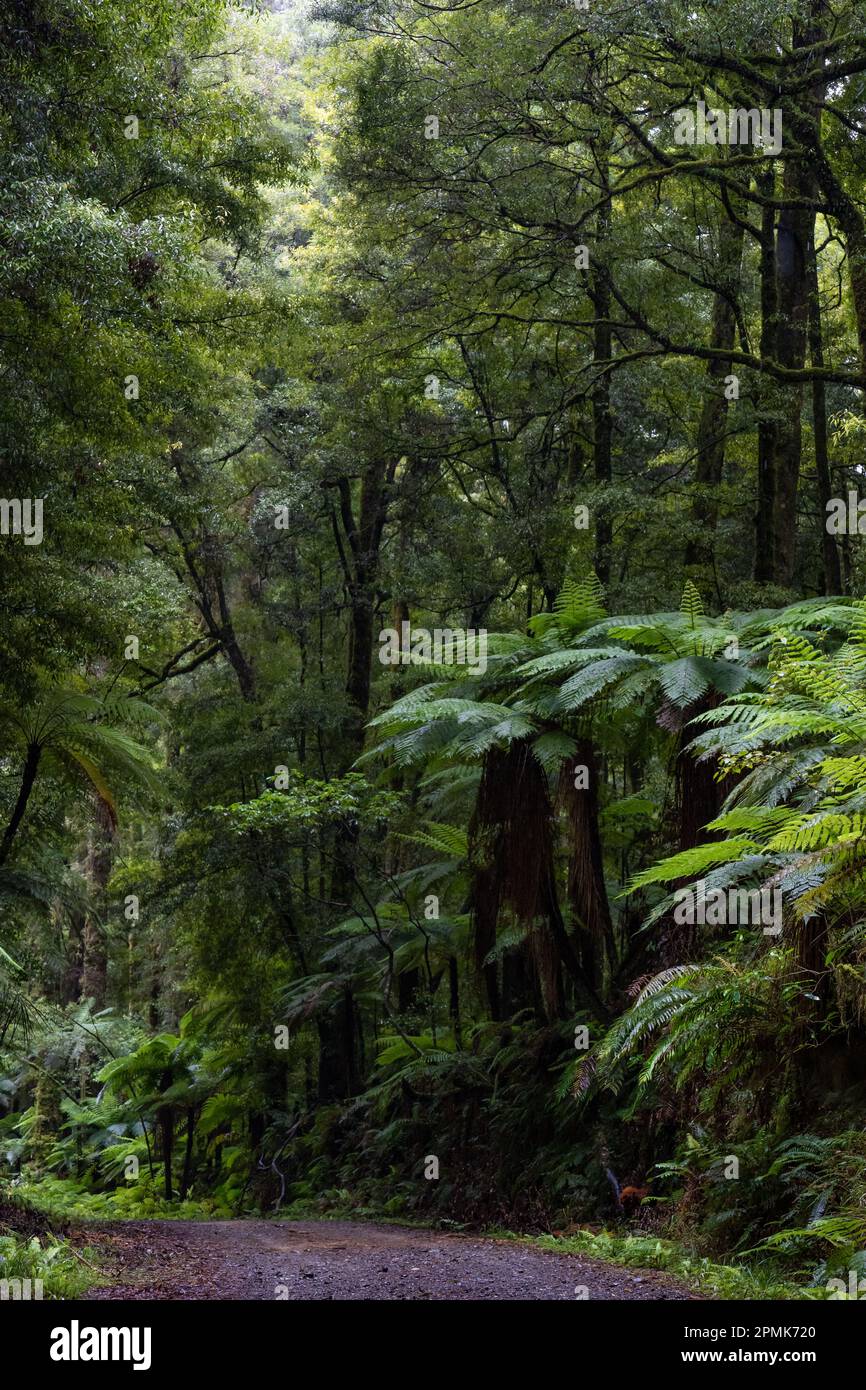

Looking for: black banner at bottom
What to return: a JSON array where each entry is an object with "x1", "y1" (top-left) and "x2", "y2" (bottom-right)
[{"x1": 1, "y1": 1295, "x2": 857, "y2": 1377}]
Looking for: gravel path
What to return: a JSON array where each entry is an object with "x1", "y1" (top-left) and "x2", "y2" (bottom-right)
[{"x1": 78, "y1": 1218, "x2": 700, "y2": 1301}]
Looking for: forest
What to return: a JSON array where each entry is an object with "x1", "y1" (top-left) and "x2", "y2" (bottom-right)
[{"x1": 3, "y1": 0, "x2": 866, "y2": 1308}]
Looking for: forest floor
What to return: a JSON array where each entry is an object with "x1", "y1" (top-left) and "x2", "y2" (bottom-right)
[{"x1": 75, "y1": 1217, "x2": 700, "y2": 1301}]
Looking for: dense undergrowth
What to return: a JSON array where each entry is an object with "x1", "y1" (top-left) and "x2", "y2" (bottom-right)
[
  {"x1": 7, "y1": 593, "x2": 866, "y2": 1298},
  {"x1": 4, "y1": 0, "x2": 866, "y2": 1307},
  {"x1": 0, "y1": 1200, "x2": 93, "y2": 1299}
]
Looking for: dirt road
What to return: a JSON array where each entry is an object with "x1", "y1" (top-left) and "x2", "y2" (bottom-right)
[{"x1": 79, "y1": 1218, "x2": 699, "y2": 1301}]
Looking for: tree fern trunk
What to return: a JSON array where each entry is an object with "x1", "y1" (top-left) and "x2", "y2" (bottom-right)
[{"x1": 0, "y1": 742, "x2": 41, "y2": 866}]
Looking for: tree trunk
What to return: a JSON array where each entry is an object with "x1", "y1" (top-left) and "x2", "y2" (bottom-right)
[
  {"x1": 448, "y1": 955, "x2": 462, "y2": 1048},
  {"x1": 469, "y1": 741, "x2": 609, "y2": 1022},
  {"x1": 339, "y1": 460, "x2": 392, "y2": 755},
  {"x1": 754, "y1": 170, "x2": 779, "y2": 583},
  {"x1": 685, "y1": 212, "x2": 745, "y2": 578},
  {"x1": 565, "y1": 742, "x2": 616, "y2": 991},
  {"x1": 398, "y1": 967, "x2": 420, "y2": 1013},
  {"x1": 657, "y1": 698, "x2": 731, "y2": 966},
  {"x1": 81, "y1": 799, "x2": 115, "y2": 1007},
  {"x1": 179, "y1": 1108, "x2": 196, "y2": 1199},
  {"x1": 772, "y1": 169, "x2": 814, "y2": 587},
  {"x1": 807, "y1": 231, "x2": 842, "y2": 593},
  {"x1": 0, "y1": 741, "x2": 41, "y2": 866},
  {"x1": 590, "y1": 151, "x2": 613, "y2": 585},
  {"x1": 219, "y1": 620, "x2": 256, "y2": 701},
  {"x1": 157, "y1": 1068, "x2": 174, "y2": 1201},
  {"x1": 316, "y1": 459, "x2": 396, "y2": 1099},
  {"x1": 502, "y1": 940, "x2": 547, "y2": 1020},
  {"x1": 764, "y1": 4, "x2": 825, "y2": 587},
  {"x1": 63, "y1": 909, "x2": 85, "y2": 1004},
  {"x1": 316, "y1": 986, "x2": 359, "y2": 1102}
]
